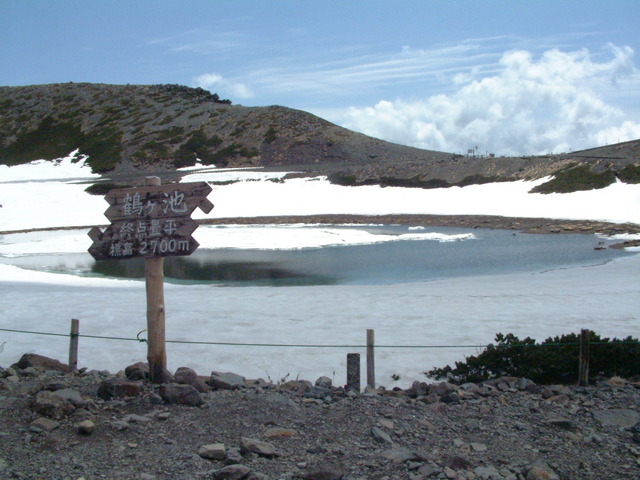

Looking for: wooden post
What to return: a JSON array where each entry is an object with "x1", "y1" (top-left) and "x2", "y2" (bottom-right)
[
  {"x1": 578, "y1": 328, "x2": 590, "y2": 386},
  {"x1": 346, "y1": 353, "x2": 360, "y2": 392},
  {"x1": 145, "y1": 176, "x2": 167, "y2": 383},
  {"x1": 366, "y1": 329, "x2": 375, "y2": 390},
  {"x1": 69, "y1": 318, "x2": 79, "y2": 372}
]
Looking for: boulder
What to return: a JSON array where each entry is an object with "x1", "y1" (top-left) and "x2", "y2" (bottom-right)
[
  {"x1": 31, "y1": 390, "x2": 76, "y2": 419},
  {"x1": 124, "y1": 362, "x2": 149, "y2": 380},
  {"x1": 299, "y1": 461, "x2": 345, "y2": 480},
  {"x1": 526, "y1": 460, "x2": 560, "y2": 480},
  {"x1": 159, "y1": 383, "x2": 204, "y2": 406},
  {"x1": 174, "y1": 366, "x2": 209, "y2": 392},
  {"x1": 49, "y1": 388, "x2": 88, "y2": 408},
  {"x1": 210, "y1": 371, "x2": 246, "y2": 390},
  {"x1": 371, "y1": 426, "x2": 393, "y2": 444},
  {"x1": 30, "y1": 417, "x2": 60, "y2": 432},
  {"x1": 97, "y1": 378, "x2": 142, "y2": 400},
  {"x1": 315, "y1": 376, "x2": 332, "y2": 389},
  {"x1": 12, "y1": 353, "x2": 70, "y2": 373},
  {"x1": 198, "y1": 443, "x2": 227, "y2": 461},
  {"x1": 77, "y1": 420, "x2": 96, "y2": 435},
  {"x1": 280, "y1": 380, "x2": 312, "y2": 394},
  {"x1": 303, "y1": 386, "x2": 333, "y2": 400},
  {"x1": 210, "y1": 464, "x2": 251, "y2": 480},
  {"x1": 429, "y1": 381, "x2": 456, "y2": 397},
  {"x1": 239, "y1": 437, "x2": 279, "y2": 458},
  {"x1": 593, "y1": 409, "x2": 640, "y2": 428}
]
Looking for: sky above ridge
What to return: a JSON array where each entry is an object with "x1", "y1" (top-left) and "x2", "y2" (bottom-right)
[{"x1": 1, "y1": 0, "x2": 639, "y2": 156}]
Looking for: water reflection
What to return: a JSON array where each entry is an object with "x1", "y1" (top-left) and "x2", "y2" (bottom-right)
[{"x1": 91, "y1": 255, "x2": 336, "y2": 286}]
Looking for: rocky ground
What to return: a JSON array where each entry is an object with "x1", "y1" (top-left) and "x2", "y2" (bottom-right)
[{"x1": 1, "y1": 354, "x2": 640, "y2": 480}]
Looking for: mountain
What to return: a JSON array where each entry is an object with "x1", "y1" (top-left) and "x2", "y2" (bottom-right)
[{"x1": 1, "y1": 83, "x2": 639, "y2": 192}]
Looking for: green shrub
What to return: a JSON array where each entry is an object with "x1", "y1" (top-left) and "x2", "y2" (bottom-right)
[
  {"x1": 617, "y1": 164, "x2": 640, "y2": 184},
  {"x1": 85, "y1": 182, "x2": 131, "y2": 195},
  {"x1": 426, "y1": 331, "x2": 640, "y2": 384},
  {"x1": 530, "y1": 165, "x2": 617, "y2": 193},
  {"x1": 264, "y1": 126, "x2": 277, "y2": 144}
]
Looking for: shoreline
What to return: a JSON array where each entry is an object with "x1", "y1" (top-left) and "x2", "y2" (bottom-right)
[
  {"x1": 3, "y1": 213, "x2": 640, "y2": 237},
  {"x1": 199, "y1": 213, "x2": 640, "y2": 236}
]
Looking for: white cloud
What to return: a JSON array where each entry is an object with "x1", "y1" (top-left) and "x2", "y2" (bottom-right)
[
  {"x1": 342, "y1": 45, "x2": 640, "y2": 155},
  {"x1": 193, "y1": 72, "x2": 254, "y2": 100}
]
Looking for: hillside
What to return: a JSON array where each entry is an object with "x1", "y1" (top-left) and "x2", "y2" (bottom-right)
[{"x1": 1, "y1": 83, "x2": 639, "y2": 192}]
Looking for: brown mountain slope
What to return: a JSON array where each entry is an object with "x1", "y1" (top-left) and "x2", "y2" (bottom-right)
[{"x1": 0, "y1": 83, "x2": 638, "y2": 192}]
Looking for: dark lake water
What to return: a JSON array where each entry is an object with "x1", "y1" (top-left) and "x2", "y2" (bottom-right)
[{"x1": 88, "y1": 226, "x2": 633, "y2": 286}]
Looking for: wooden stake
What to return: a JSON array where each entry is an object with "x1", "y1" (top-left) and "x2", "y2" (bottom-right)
[
  {"x1": 69, "y1": 318, "x2": 79, "y2": 372},
  {"x1": 578, "y1": 328, "x2": 590, "y2": 386},
  {"x1": 145, "y1": 176, "x2": 167, "y2": 383},
  {"x1": 346, "y1": 353, "x2": 361, "y2": 392},
  {"x1": 366, "y1": 329, "x2": 375, "y2": 390}
]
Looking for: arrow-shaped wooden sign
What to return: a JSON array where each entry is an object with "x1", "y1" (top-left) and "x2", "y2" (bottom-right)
[
  {"x1": 88, "y1": 217, "x2": 201, "y2": 260},
  {"x1": 104, "y1": 182, "x2": 213, "y2": 222},
  {"x1": 88, "y1": 181, "x2": 212, "y2": 260}
]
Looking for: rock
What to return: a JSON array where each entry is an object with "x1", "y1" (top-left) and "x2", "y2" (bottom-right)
[
  {"x1": 299, "y1": 461, "x2": 344, "y2": 480},
  {"x1": 175, "y1": 366, "x2": 209, "y2": 392},
  {"x1": 210, "y1": 371, "x2": 246, "y2": 390},
  {"x1": 123, "y1": 414, "x2": 152, "y2": 424},
  {"x1": 226, "y1": 446, "x2": 243, "y2": 464},
  {"x1": 443, "y1": 455, "x2": 470, "y2": 470},
  {"x1": 239, "y1": 437, "x2": 279, "y2": 458},
  {"x1": 470, "y1": 442, "x2": 487, "y2": 452},
  {"x1": 429, "y1": 382, "x2": 456, "y2": 397},
  {"x1": 315, "y1": 376, "x2": 333, "y2": 389},
  {"x1": 417, "y1": 464, "x2": 440, "y2": 478},
  {"x1": 77, "y1": 420, "x2": 95, "y2": 435},
  {"x1": 198, "y1": 443, "x2": 227, "y2": 461},
  {"x1": 31, "y1": 390, "x2": 76, "y2": 419},
  {"x1": 377, "y1": 418, "x2": 394, "y2": 430},
  {"x1": 124, "y1": 362, "x2": 149, "y2": 380},
  {"x1": 12, "y1": 353, "x2": 70, "y2": 373},
  {"x1": 304, "y1": 386, "x2": 333, "y2": 400},
  {"x1": 97, "y1": 378, "x2": 142, "y2": 400},
  {"x1": 280, "y1": 380, "x2": 312, "y2": 394},
  {"x1": 408, "y1": 381, "x2": 430, "y2": 398},
  {"x1": 30, "y1": 417, "x2": 60, "y2": 432},
  {"x1": 593, "y1": 409, "x2": 640, "y2": 428},
  {"x1": 210, "y1": 464, "x2": 251, "y2": 480},
  {"x1": 380, "y1": 447, "x2": 417, "y2": 463},
  {"x1": 547, "y1": 417, "x2": 579, "y2": 432},
  {"x1": 159, "y1": 384, "x2": 204, "y2": 406},
  {"x1": 371, "y1": 426, "x2": 393, "y2": 444},
  {"x1": 526, "y1": 460, "x2": 559, "y2": 480},
  {"x1": 474, "y1": 465, "x2": 501, "y2": 479},
  {"x1": 263, "y1": 427, "x2": 296, "y2": 438},
  {"x1": 50, "y1": 388, "x2": 88, "y2": 408},
  {"x1": 440, "y1": 393, "x2": 460, "y2": 404}
]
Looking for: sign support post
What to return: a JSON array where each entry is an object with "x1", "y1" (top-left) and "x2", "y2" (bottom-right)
[
  {"x1": 144, "y1": 176, "x2": 167, "y2": 383},
  {"x1": 88, "y1": 175, "x2": 213, "y2": 384}
]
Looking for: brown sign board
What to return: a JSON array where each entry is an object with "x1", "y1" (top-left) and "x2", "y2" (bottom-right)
[
  {"x1": 88, "y1": 181, "x2": 212, "y2": 260},
  {"x1": 104, "y1": 182, "x2": 213, "y2": 222}
]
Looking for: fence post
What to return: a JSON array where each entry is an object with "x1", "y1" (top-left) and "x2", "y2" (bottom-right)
[
  {"x1": 69, "y1": 318, "x2": 79, "y2": 372},
  {"x1": 578, "y1": 328, "x2": 590, "y2": 386},
  {"x1": 366, "y1": 329, "x2": 375, "y2": 389},
  {"x1": 347, "y1": 353, "x2": 360, "y2": 392}
]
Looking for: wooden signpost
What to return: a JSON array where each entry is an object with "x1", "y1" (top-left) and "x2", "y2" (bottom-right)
[{"x1": 88, "y1": 176, "x2": 213, "y2": 382}]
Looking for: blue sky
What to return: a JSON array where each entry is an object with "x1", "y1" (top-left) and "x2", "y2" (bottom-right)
[{"x1": 2, "y1": 0, "x2": 639, "y2": 155}]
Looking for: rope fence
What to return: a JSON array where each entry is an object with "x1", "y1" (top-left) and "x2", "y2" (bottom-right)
[
  {"x1": 1, "y1": 326, "x2": 636, "y2": 348},
  {"x1": 2, "y1": 324, "x2": 638, "y2": 389}
]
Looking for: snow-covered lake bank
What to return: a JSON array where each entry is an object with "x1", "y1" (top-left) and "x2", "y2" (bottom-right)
[{"x1": 1, "y1": 155, "x2": 640, "y2": 387}]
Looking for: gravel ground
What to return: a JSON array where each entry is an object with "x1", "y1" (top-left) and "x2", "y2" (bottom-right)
[{"x1": 1, "y1": 357, "x2": 640, "y2": 480}]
